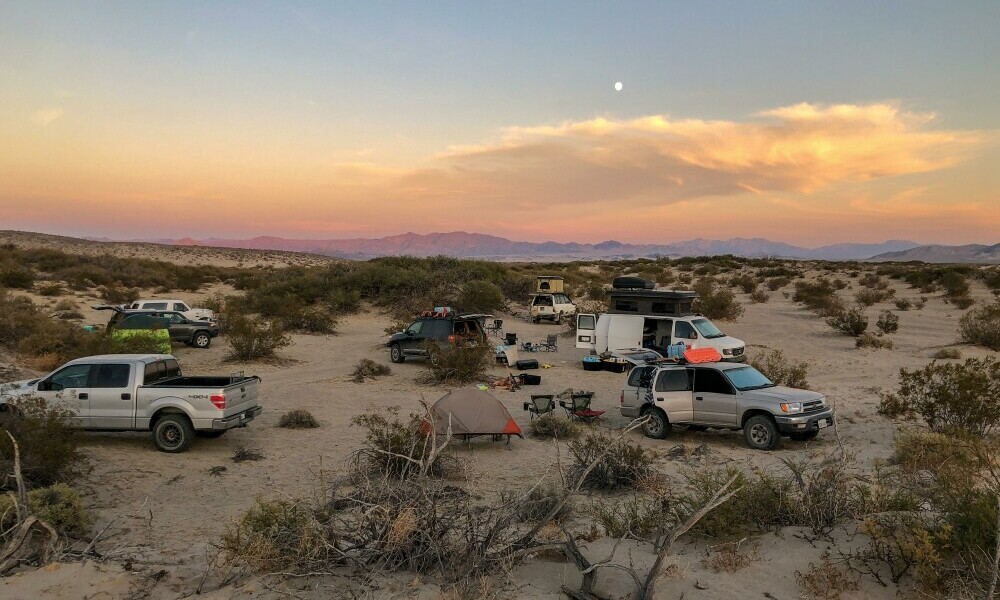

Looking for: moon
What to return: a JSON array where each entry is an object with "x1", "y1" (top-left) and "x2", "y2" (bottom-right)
[{"x1": 614, "y1": 81, "x2": 623, "y2": 91}]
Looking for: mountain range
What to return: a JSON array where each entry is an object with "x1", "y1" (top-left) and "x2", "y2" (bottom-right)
[{"x1": 161, "y1": 232, "x2": 931, "y2": 261}]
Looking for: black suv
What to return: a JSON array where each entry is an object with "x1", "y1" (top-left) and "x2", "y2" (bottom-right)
[
  {"x1": 387, "y1": 314, "x2": 488, "y2": 363},
  {"x1": 94, "y1": 305, "x2": 220, "y2": 349}
]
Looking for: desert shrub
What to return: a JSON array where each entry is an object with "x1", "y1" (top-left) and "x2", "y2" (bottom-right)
[
  {"x1": 0, "y1": 397, "x2": 83, "y2": 489},
  {"x1": 856, "y1": 333, "x2": 893, "y2": 350},
  {"x1": 384, "y1": 318, "x2": 411, "y2": 336},
  {"x1": 858, "y1": 273, "x2": 887, "y2": 289},
  {"x1": 97, "y1": 284, "x2": 138, "y2": 304},
  {"x1": 53, "y1": 299, "x2": 77, "y2": 312},
  {"x1": 915, "y1": 297, "x2": 927, "y2": 310},
  {"x1": 226, "y1": 315, "x2": 291, "y2": 361},
  {"x1": 221, "y1": 497, "x2": 331, "y2": 573},
  {"x1": 458, "y1": 280, "x2": 505, "y2": 313},
  {"x1": 567, "y1": 433, "x2": 655, "y2": 491},
  {"x1": 351, "y1": 358, "x2": 392, "y2": 383},
  {"x1": 749, "y1": 348, "x2": 809, "y2": 389},
  {"x1": 794, "y1": 279, "x2": 844, "y2": 315},
  {"x1": 36, "y1": 282, "x2": 65, "y2": 296},
  {"x1": 692, "y1": 279, "x2": 744, "y2": 321},
  {"x1": 729, "y1": 273, "x2": 760, "y2": 294},
  {"x1": 422, "y1": 344, "x2": 491, "y2": 385},
  {"x1": 894, "y1": 298, "x2": 913, "y2": 311},
  {"x1": 844, "y1": 513, "x2": 948, "y2": 587},
  {"x1": 702, "y1": 540, "x2": 761, "y2": 573},
  {"x1": 278, "y1": 409, "x2": 319, "y2": 429},
  {"x1": 0, "y1": 483, "x2": 90, "y2": 539},
  {"x1": 498, "y1": 273, "x2": 534, "y2": 302},
  {"x1": 516, "y1": 482, "x2": 570, "y2": 523},
  {"x1": 748, "y1": 289, "x2": 769, "y2": 304},
  {"x1": 590, "y1": 495, "x2": 668, "y2": 540},
  {"x1": 931, "y1": 348, "x2": 961, "y2": 360},
  {"x1": 351, "y1": 407, "x2": 450, "y2": 479},
  {"x1": 876, "y1": 311, "x2": 899, "y2": 334},
  {"x1": 827, "y1": 308, "x2": 868, "y2": 337},
  {"x1": 959, "y1": 302, "x2": 1000, "y2": 350},
  {"x1": 766, "y1": 276, "x2": 791, "y2": 291},
  {"x1": 0, "y1": 266, "x2": 35, "y2": 289},
  {"x1": 795, "y1": 554, "x2": 860, "y2": 600},
  {"x1": 529, "y1": 414, "x2": 582, "y2": 439},
  {"x1": 855, "y1": 287, "x2": 894, "y2": 307},
  {"x1": 282, "y1": 306, "x2": 337, "y2": 334},
  {"x1": 879, "y1": 357, "x2": 1000, "y2": 436}
]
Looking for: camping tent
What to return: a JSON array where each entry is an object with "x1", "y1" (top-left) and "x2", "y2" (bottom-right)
[{"x1": 424, "y1": 388, "x2": 523, "y2": 439}]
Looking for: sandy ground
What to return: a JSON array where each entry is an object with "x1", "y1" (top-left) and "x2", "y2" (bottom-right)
[{"x1": 2, "y1": 271, "x2": 998, "y2": 599}]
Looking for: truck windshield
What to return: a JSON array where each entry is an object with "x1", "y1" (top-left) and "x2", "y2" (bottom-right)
[
  {"x1": 692, "y1": 318, "x2": 725, "y2": 339},
  {"x1": 725, "y1": 367, "x2": 775, "y2": 391}
]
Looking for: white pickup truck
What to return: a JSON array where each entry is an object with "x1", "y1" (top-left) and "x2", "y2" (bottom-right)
[{"x1": 0, "y1": 354, "x2": 262, "y2": 453}]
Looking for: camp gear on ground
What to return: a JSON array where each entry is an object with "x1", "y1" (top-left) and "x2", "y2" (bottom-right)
[
  {"x1": 559, "y1": 391, "x2": 604, "y2": 422},
  {"x1": 519, "y1": 373, "x2": 541, "y2": 385},
  {"x1": 424, "y1": 388, "x2": 522, "y2": 441},
  {"x1": 516, "y1": 359, "x2": 539, "y2": 370},
  {"x1": 582, "y1": 356, "x2": 603, "y2": 371},
  {"x1": 601, "y1": 358, "x2": 629, "y2": 373},
  {"x1": 505, "y1": 332, "x2": 518, "y2": 346}
]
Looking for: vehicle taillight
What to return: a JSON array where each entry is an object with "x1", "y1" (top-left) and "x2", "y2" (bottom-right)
[
  {"x1": 210, "y1": 394, "x2": 226, "y2": 409},
  {"x1": 619, "y1": 391, "x2": 624, "y2": 405},
  {"x1": 447, "y1": 334, "x2": 456, "y2": 343}
]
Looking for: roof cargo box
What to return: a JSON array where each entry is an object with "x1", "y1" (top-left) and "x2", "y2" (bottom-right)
[
  {"x1": 536, "y1": 276, "x2": 564, "y2": 293},
  {"x1": 612, "y1": 277, "x2": 655, "y2": 290}
]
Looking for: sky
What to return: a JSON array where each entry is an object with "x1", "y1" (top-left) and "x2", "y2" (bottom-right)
[{"x1": 0, "y1": 1, "x2": 997, "y2": 246}]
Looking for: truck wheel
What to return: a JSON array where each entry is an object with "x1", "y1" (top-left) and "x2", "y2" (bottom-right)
[
  {"x1": 428, "y1": 348, "x2": 441, "y2": 366},
  {"x1": 642, "y1": 408, "x2": 671, "y2": 439},
  {"x1": 789, "y1": 430, "x2": 819, "y2": 442},
  {"x1": 192, "y1": 331, "x2": 212, "y2": 349},
  {"x1": 744, "y1": 415, "x2": 780, "y2": 450},
  {"x1": 554, "y1": 312, "x2": 563, "y2": 325},
  {"x1": 532, "y1": 316, "x2": 540, "y2": 324},
  {"x1": 390, "y1": 343, "x2": 405, "y2": 363},
  {"x1": 153, "y1": 414, "x2": 195, "y2": 453}
]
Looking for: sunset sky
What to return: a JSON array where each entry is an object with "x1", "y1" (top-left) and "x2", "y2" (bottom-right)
[{"x1": 1, "y1": 1, "x2": 997, "y2": 246}]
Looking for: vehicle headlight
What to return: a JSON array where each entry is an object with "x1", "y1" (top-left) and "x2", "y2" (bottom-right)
[
  {"x1": 780, "y1": 402, "x2": 803, "y2": 414},
  {"x1": 722, "y1": 348, "x2": 733, "y2": 356}
]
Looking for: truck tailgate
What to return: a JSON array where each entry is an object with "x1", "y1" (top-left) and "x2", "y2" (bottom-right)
[{"x1": 222, "y1": 378, "x2": 259, "y2": 417}]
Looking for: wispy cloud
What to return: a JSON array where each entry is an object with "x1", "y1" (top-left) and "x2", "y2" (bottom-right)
[{"x1": 31, "y1": 107, "x2": 64, "y2": 126}]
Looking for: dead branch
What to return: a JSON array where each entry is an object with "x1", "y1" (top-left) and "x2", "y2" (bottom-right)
[{"x1": 0, "y1": 432, "x2": 63, "y2": 575}]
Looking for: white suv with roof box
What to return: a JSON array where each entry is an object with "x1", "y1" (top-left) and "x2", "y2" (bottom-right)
[{"x1": 129, "y1": 299, "x2": 214, "y2": 321}]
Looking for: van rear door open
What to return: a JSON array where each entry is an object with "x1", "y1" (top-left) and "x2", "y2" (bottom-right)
[
  {"x1": 575, "y1": 313, "x2": 596, "y2": 350},
  {"x1": 607, "y1": 315, "x2": 644, "y2": 353}
]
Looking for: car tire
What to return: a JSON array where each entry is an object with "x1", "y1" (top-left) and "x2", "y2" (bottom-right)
[
  {"x1": 197, "y1": 430, "x2": 227, "y2": 438},
  {"x1": 744, "y1": 415, "x2": 780, "y2": 451},
  {"x1": 554, "y1": 312, "x2": 563, "y2": 325},
  {"x1": 428, "y1": 348, "x2": 441, "y2": 366},
  {"x1": 532, "y1": 317, "x2": 540, "y2": 324},
  {"x1": 153, "y1": 414, "x2": 195, "y2": 453},
  {"x1": 641, "y1": 408, "x2": 671, "y2": 439},
  {"x1": 192, "y1": 331, "x2": 212, "y2": 349},
  {"x1": 789, "y1": 430, "x2": 819, "y2": 442},
  {"x1": 390, "y1": 343, "x2": 405, "y2": 363}
]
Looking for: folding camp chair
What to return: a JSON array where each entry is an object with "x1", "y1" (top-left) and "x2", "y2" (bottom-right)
[
  {"x1": 541, "y1": 334, "x2": 558, "y2": 352},
  {"x1": 485, "y1": 319, "x2": 504, "y2": 337},
  {"x1": 559, "y1": 392, "x2": 604, "y2": 423},
  {"x1": 523, "y1": 394, "x2": 555, "y2": 419}
]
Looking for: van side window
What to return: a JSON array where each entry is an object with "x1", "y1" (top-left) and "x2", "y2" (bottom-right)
[
  {"x1": 93, "y1": 364, "x2": 130, "y2": 388},
  {"x1": 655, "y1": 369, "x2": 691, "y2": 392},
  {"x1": 145, "y1": 302, "x2": 168, "y2": 310},
  {"x1": 675, "y1": 321, "x2": 697, "y2": 339},
  {"x1": 173, "y1": 303, "x2": 189, "y2": 312},
  {"x1": 614, "y1": 299, "x2": 638, "y2": 312},
  {"x1": 693, "y1": 369, "x2": 734, "y2": 394},
  {"x1": 627, "y1": 366, "x2": 653, "y2": 388}
]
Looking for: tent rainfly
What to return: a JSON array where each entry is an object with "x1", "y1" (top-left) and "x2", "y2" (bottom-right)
[{"x1": 423, "y1": 388, "x2": 523, "y2": 440}]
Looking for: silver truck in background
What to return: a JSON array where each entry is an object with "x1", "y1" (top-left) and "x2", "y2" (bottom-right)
[
  {"x1": 620, "y1": 361, "x2": 833, "y2": 450},
  {"x1": 0, "y1": 354, "x2": 261, "y2": 453}
]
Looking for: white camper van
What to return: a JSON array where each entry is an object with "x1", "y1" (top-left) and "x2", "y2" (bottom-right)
[{"x1": 575, "y1": 277, "x2": 746, "y2": 362}]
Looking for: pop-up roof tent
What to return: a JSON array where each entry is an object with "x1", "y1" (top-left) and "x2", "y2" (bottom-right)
[{"x1": 424, "y1": 388, "x2": 523, "y2": 440}]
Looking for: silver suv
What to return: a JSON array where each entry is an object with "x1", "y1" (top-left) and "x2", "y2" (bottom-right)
[{"x1": 620, "y1": 362, "x2": 833, "y2": 450}]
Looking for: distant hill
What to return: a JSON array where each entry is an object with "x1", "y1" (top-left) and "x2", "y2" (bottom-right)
[
  {"x1": 163, "y1": 231, "x2": 923, "y2": 261},
  {"x1": 870, "y1": 243, "x2": 1000, "y2": 264}
]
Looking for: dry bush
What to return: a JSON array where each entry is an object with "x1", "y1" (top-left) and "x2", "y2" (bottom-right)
[
  {"x1": 931, "y1": 348, "x2": 961, "y2": 360},
  {"x1": 567, "y1": 432, "x2": 656, "y2": 491},
  {"x1": 97, "y1": 284, "x2": 137, "y2": 304},
  {"x1": 351, "y1": 358, "x2": 391, "y2": 383},
  {"x1": 702, "y1": 539, "x2": 761, "y2": 573},
  {"x1": 278, "y1": 409, "x2": 319, "y2": 429},
  {"x1": 0, "y1": 397, "x2": 83, "y2": 489},
  {"x1": 281, "y1": 306, "x2": 337, "y2": 334},
  {"x1": 794, "y1": 279, "x2": 845, "y2": 316},
  {"x1": 766, "y1": 276, "x2": 791, "y2": 291},
  {"x1": 858, "y1": 273, "x2": 887, "y2": 289},
  {"x1": 879, "y1": 357, "x2": 1000, "y2": 436},
  {"x1": 876, "y1": 311, "x2": 899, "y2": 334},
  {"x1": 0, "y1": 483, "x2": 90, "y2": 539},
  {"x1": 225, "y1": 315, "x2": 291, "y2": 361},
  {"x1": 894, "y1": 298, "x2": 913, "y2": 311},
  {"x1": 827, "y1": 308, "x2": 868, "y2": 337},
  {"x1": 795, "y1": 554, "x2": 859, "y2": 600},
  {"x1": 515, "y1": 481, "x2": 570, "y2": 523},
  {"x1": 729, "y1": 273, "x2": 760, "y2": 294},
  {"x1": 590, "y1": 495, "x2": 669, "y2": 540},
  {"x1": 221, "y1": 498, "x2": 333, "y2": 573},
  {"x1": 843, "y1": 513, "x2": 948, "y2": 587},
  {"x1": 36, "y1": 283, "x2": 65, "y2": 297},
  {"x1": 856, "y1": 333, "x2": 893, "y2": 350},
  {"x1": 959, "y1": 302, "x2": 1000, "y2": 351},
  {"x1": 422, "y1": 344, "x2": 491, "y2": 385},
  {"x1": 692, "y1": 279, "x2": 744, "y2": 321},
  {"x1": 748, "y1": 348, "x2": 809, "y2": 389},
  {"x1": 529, "y1": 414, "x2": 582, "y2": 439},
  {"x1": 350, "y1": 407, "x2": 456, "y2": 479},
  {"x1": 0, "y1": 267, "x2": 35, "y2": 289},
  {"x1": 855, "y1": 288, "x2": 895, "y2": 307},
  {"x1": 748, "y1": 288, "x2": 769, "y2": 304},
  {"x1": 458, "y1": 280, "x2": 505, "y2": 313},
  {"x1": 232, "y1": 445, "x2": 266, "y2": 463}
]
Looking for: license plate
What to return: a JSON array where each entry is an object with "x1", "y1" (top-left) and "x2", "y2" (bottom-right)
[{"x1": 817, "y1": 419, "x2": 829, "y2": 429}]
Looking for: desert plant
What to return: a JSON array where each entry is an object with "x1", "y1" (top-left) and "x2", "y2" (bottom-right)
[
  {"x1": 36, "y1": 283, "x2": 65, "y2": 297},
  {"x1": 351, "y1": 358, "x2": 392, "y2": 383},
  {"x1": 0, "y1": 267, "x2": 35, "y2": 289},
  {"x1": 516, "y1": 482, "x2": 570, "y2": 523},
  {"x1": 0, "y1": 397, "x2": 83, "y2": 489},
  {"x1": 959, "y1": 302, "x2": 1000, "y2": 351},
  {"x1": 225, "y1": 315, "x2": 291, "y2": 361},
  {"x1": 894, "y1": 298, "x2": 913, "y2": 311},
  {"x1": 0, "y1": 483, "x2": 90, "y2": 539},
  {"x1": 278, "y1": 409, "x2": 320, "y2": 429},
  {"x1": 856, "y1": 333, "x2": 893, "y2": 350},
  {"x1": 458, "y1": 280, "x2": 505, "y2": 313},
  {"x1": 729, "y1": 273, "x2": 760, "y2": 294},
  {"x1": 702, "y1": 540, "x2": 761, "y2": 573},
  {"x1": 931, "y1": 348, "x2": 961, "y2": 360},
  {"x1": 827, "y1": 308, "x2": 868, "y2": 337},
  {"x1": 879, "y1": 357, "x2": 1000, "y2": 436},
  {"x1": 794, "y1": 279, "x2": 844, "y2": 316},
  {"x1": 855, "y1": 287, "x2": 894, "y2": 307},
  {"x1": 766, "y1": 276, "x2": 791, "y2": 291},
  {"x1": 282, "y1": 306, "x2": 337, "y2": 334},
  {"x1": 795, "y1": 554, "x2": 859, "y2": 600},
  {"x1": 748, "y1": 289, "x2": 769, "y2": 304},
  {"x1": 567, "y1": 432, "x2": 655, "y2": 491},
  {"x1": 748, "y1": 348, "x2": 809, "y2": 389},
  {"x1": 221, "y1": 497, "x2": 330, "y2": 573},
  {"x1": 876, "y1": 311, "x2": 899, "y2": 334},
  {"x1": 422, "y1": 344, "x2": 491, "y2": 385},
  {"x1": 692, "y1": 279, "x2": 744, "y2": 321},
  {"x1": 590, "y1": 495, "x2": 669, "y2": 540},
  {"x1": 232, "y1": 445, "x2": 266, "y2": 462},
  {"x1": 844, "y1": 513, "x2": 948, "y2": 587},
  {"x1": 529, "y1": 414, "x2": 582, "y2": 439},
  {"x1": 350, "y1": 407, "x2": 454, "y2": 479}
]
